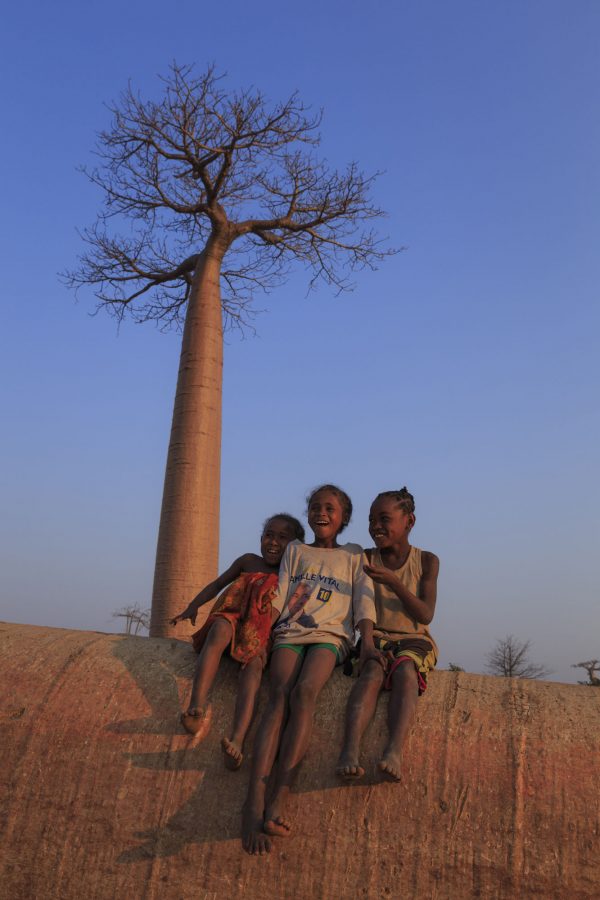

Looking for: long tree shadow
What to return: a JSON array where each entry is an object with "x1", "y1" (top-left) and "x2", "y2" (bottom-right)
[{"x1": 106, "y1": 635, "x2": 193, "y2": 735}]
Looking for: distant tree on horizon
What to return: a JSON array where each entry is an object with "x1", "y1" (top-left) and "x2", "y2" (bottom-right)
[
  {"x1": 447, "y1": 663, "x2": 465, "y2": 672},
  {"x1": 572, "y1": 659, "x2": 600, "y2": 686},
  {"x1": 112, "y1": 604, "x2": 150, "y2": 636},
  {"x1": 64, "y1": 63, "x2": 395, "y2": 637},
  {"x1": 485, "y1": 635, "x2": 551, "y2": 680}
]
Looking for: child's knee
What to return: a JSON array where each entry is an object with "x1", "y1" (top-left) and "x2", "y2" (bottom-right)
[
  {"x1": 391, "y1": 660, "x2": 418, "y2": 690},
  {"x1": 242, "y1": 657, "x2": 263, "y2": 681},
  {"x1": 360, "y1": 659, "x2": 386, "y2": 684},
  {"x1": 205, "y1": 618, "x2": 232, "y2": 645},
  {"x1": 290, "y1": 679, "x2": 318, "y2": 711},
  {"x1": 267, "y1": 681, "x2": 291, "y2": 709}
]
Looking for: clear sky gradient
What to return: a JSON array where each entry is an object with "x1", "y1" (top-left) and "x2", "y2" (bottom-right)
[{"x1": 1, "y1": 1, "x2": 598, "y2": 682}]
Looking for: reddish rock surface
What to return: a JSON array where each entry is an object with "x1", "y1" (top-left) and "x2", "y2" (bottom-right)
[{"x1": 1, "y1": 622, "x2": 598, "y2": 899}]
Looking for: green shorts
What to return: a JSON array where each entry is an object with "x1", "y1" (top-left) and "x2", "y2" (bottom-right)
[{"x1": 274, "y1": 642, "x2": 341, "y2": 663}]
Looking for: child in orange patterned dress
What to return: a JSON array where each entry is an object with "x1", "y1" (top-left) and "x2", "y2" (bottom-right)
[{"x1": 171, "y1": 513, "x2": 304, "y2": 769}]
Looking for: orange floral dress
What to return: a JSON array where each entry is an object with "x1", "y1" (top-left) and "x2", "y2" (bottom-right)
[{"x1": 191, "y1": 571, "x2": 278, "y2": 666}]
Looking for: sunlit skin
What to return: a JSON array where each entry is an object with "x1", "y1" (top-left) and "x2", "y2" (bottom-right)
[
  {"x1": 336, "y1": 496, "x2": 439, "y2": 782},
  {"x1": 242, "y1": 490, "x2": 347, "y2": 855},
  {"x1": 307, "y1": 490, "x2": 346, "y2": 549},
  {"x1": 171, "y1": 517, "x2": 297, "y2": 768}
]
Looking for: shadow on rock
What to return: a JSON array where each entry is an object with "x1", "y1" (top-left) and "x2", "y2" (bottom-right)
[{"x1": 106, "y1": 636, "x2": 195, "y2": 735}]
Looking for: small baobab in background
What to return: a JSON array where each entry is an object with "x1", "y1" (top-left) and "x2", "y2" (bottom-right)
[
  {"x1": 572, "y1": 659, "x2": 600, "y2": 686},
  {"x1": 112, "y1": 604, "x2": 151, "y2": 636}
]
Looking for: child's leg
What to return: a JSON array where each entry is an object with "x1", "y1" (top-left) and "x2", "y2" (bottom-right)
[
  {"x1": 242, "y1": 647, "x2": 303, "y2": 855},
  {"x1": 221, "y1": 656, "x2": 263, "y2": 770},
  {"x1": 336, "y1": 659, "x2": 385, "y2": 779},
  {"x1": 181, "y1": 618, "x2": 232, "y2": 735},
  {"x1": 379, "y1": 659, "x2": 419, "y2": 781},
  {"x1": 264, "y1": 646, "x2": 337, "y2": 837}
]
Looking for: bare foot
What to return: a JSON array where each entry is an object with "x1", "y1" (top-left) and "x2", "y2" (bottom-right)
[
  {"x1": 378, "y1": 752, "x2": 402, "y2": 782},
  {"x1": 221, "y1": 736, "x2": 243, "y2": 771},
  {"x1": 241, "y1": 802, "x2": 271, "y2": 855},
  {"x1": 263, "y1": 809, "x2": 292, "y2": 838},
  {"x1": 335, "y1": 750, "x2": 365, "y2": 781},
  {"x1": 180, "y1": 705, "x2": 212, "y2": 738}
]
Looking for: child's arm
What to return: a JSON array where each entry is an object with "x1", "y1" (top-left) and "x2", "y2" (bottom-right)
[
  {"x1": 170, "y1": 555, "x2": 249, "y2": 626},
  {"x1": 353, "y1": 550, "x2": 383, "y2": 669},
  {"x1": 363, "y1": 551, "x2": 439, "y2": 625},
  {"x1": 256, "y1": 605, "x2": 281, "y2": 669},
  {"x1": 269, "y1": 542, "x2": 295, "y2": 621},
  {"x1": 356, "y1": 617, "x2": 386, "y2": 670},
  {"x1": 254, "y1": 545, "x2": 295, "y2": 666}
]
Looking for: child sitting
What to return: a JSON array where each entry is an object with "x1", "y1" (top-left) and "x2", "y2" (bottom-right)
[
  {"x1": 171, "y1": 513, "x2": 304, "y2": 769},
  {"x1": 242, "y1": 484, "x2": 375, "y2": 854},
  {"x1": 336, "y1": 488, "x2": 439, "y2": 782}
]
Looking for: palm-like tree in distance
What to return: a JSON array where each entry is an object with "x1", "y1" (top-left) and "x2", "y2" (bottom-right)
[{"x1": 65, "y1": 64, "x2": 395, "y2": 637}]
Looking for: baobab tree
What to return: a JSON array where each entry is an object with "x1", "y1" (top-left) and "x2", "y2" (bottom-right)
[
  {"x1": 112, "y1": 604, "x2": 150, "y2": 636},
  {"x1": 65, "y1": 64, "x2": 394, "y2": 637},
  {"x1": 572, "y1": 659, "x2": 600, "y2": 686}
]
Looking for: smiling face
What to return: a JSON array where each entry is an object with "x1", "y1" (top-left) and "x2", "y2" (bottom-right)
[
  {"x1": 369, "y1": 496, "x2": 414, "y2": 549},
  {"x1": 307, "y1": 490, "x2": 345, "y2": 547},
  {"x1": 260, "y1": 517, "x2": 297, "y2": 567}
]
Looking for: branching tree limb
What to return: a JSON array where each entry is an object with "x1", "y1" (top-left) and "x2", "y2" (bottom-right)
[
  {"x1": 572, "y1": 659, "x2": 600, "y2": 686},
  {"x1": 485, "y1": 635, "x2": 551, "y2": 680},
  {"x1": 63, "y1": 62, "x2": 395, "y2": 330},
  {"x1": 112, "y1": 604, "x2": 150, "y2": 636}
]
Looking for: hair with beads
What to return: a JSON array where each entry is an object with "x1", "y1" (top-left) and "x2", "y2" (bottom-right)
[
  {"x1": 375, "y1": 487, "x2": 415, "y2": 515},
  {"x1": 263, "y1": 513, "x2": 306, "y2": 542},
  {"x1": 306, "y1": 483, "x2": 353, "y2": 532}
]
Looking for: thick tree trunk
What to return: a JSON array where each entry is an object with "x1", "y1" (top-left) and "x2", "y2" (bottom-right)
[{"x1": 150, "y1": 244, "x2": 224, "y2": 637}]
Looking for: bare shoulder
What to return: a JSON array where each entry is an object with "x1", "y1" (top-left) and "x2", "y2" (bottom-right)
[
  {"x1": 421, "y1": 550, "x2": 440, "y2": 576},
  {"x1": 239, "y1": 552, "x2": 265, "y2": 572}
]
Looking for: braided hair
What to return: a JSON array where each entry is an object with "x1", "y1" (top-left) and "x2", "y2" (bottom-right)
[{"x1": 375, "y1": 487, "x2": 415, "y2": 515}]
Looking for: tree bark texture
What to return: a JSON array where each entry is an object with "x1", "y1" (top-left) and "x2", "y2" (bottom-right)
[
  {"x1": 1, "y1": 622, "x2": 599, "y2": 900},
  {"x1": 150, "y1": 248, "x2": 223, "y2": 637}
]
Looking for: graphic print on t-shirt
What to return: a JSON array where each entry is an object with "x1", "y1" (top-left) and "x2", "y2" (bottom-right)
[{"x1": 275, "y1": 572, "x2": 339, "y2": 632}]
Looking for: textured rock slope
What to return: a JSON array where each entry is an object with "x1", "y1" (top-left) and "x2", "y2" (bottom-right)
[{"x1": 1, "y1": 622, "x2": 598, "y2": 899}]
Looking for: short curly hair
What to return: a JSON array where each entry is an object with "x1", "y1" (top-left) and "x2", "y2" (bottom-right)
[
  {"x1": 306, "y1": 484, "x2": 353, "y2": 533},
  {"x1": 262, "y1": 513, "x2": 305, "y2": 542}
]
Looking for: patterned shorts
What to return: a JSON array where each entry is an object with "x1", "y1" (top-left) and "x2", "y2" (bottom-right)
[{"x1": 346, "y1": 636, "x2": 437, "y2": 695}]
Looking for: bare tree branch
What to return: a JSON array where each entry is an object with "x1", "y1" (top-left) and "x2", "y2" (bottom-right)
[
  {"x1": 572, "y1": 659, "x2": 600, "y2": 686},
  {"x1": 485, "y1": 635, "x2": 552, "y2": 680},
  {"x1": 62, "y1": 62, "x2": 397, "y2": 328},
  {"x1": 113, "y1": 604, "x2": 150, "y2": 636}
]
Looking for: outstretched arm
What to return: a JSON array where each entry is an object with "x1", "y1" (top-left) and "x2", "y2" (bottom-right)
[
  {"x1": 363, "y1": 551, "x2": 439, "y2": 625},
  {"x1": 170, "y1": 555, "x2": 248, "y2": 626}
]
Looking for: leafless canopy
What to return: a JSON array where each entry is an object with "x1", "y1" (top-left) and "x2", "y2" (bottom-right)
[
  {"x1": 485, "y1": 635, "x2": 551, "y2": 680},
  {"x1": 113, "y1": 604, "x2": 150, "y2": 636},
  {"x1": 572, "y1": 659, "x2": 600, "y2": 686},
  {"x1": 63, "y1": 63, "x2": 395, "y2": 329}
]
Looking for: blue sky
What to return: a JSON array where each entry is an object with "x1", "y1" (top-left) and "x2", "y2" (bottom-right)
[{"x1": 1, "y1": 1, "x2": 598, "y2": 683}]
